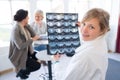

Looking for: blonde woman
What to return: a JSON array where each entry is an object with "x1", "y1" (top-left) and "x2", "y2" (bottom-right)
[
  {"x1": 30, "y1": 9, "x2": 47, "y2": 35},
  {"x1": 62, "y1": 8, "x2": 110, "y2": 80},
  {"x1": 30, "y1": 9, "x2": 47, "y2": 51}
]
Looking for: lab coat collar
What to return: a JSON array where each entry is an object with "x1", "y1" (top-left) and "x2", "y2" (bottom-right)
[{"x1": 75, "y1": 34, "x2": 107, "y2": 53}]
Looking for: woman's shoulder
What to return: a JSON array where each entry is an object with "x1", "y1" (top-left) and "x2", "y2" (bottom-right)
[{"x1": 12, "y1": 23, "x2": 20, "y2": 31}]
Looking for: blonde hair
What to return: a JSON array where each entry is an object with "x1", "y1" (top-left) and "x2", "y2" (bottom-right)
[
  {"x1": 34, "y1": 9, "x2": 44, "y2": 16},
  {"x1": 82, "y1": 8, "x2": 110, "y2": 32}
]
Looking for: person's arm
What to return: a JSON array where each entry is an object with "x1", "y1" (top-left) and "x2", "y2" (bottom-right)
[
  {"x1": 31, "y1": 35, "x2": 40, "y2": 41},
  {"x1": 26, "y1": 24, "x2": 44, "y2": 40},
  {"x1": 62, "y1": 53, "x2": 89, "y2": 80},
  {"x1": 12, "y1": 27, "x2": 33, "y2": 50},
  {"x1": 26, "y1": 24, "x2": 36, "y2": 37}
]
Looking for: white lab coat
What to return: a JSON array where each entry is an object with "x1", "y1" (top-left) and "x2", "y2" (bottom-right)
[{"x1": 62, "y1": 35, "x2": 108, "y2": 80}]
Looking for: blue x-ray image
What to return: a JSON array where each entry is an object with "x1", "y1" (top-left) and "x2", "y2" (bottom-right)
[
  {"x1": 47, "y1": 21, "x2": 54, "y2": 26},
  {"x1": 49, "y1": 49, "x2": 57, "y2": 55},
  {"x1": 64, "y1": 35, "x2": 71, "y2": 40},
  {"x1": 48, "y1": 35, "x2": 56, "y2": 40},
  {"x1": 55, "y1": 14, "x2": 64, "y2": 20},
  {"x1": 70, "y1": 14, "x2": 78, "y2": 20},
  {"x1": 64, "y1": 14, "x2": 70, "y2": 20},
  {"x1": 55, "y1": 28, "x2": 63, "y2": 33},
  {"x1": 64, "y1": 21, "x2": 70, "y2": 26},
  {"x1": 49, "y1": 42, "x2": 57, "y2": 47},
  {"x1": 70, "y1": 28, "x2": 78, "y2": 33},
  {"x1": 72, "y1": 35, "x2": 79, "y2": 39},
  {"x1": 47, "y1": 14, "x2": 54, "y2": 20},
  {"x1": 46, "y1": 13, "x2": 80, "y2": 56},
  {"x1": 56, "y1": 35, "x2": 63, "y2": 40},
  {"x1": 65, "y1": 42, "x2": 72, "y2": 47},
  {"x1": 63, "y1": 28, "x2": 70, "y2": 33},
  {"x1": 57, "y1": 42, "x2": 64, "y2": 47},
  {"x1": 72, "y1": 41, "x2": 80, "y2": 46},
  {"x1": 55, "y1": 21, "x2": 62, "y2": 26},
  {"x1": 48, "y1": 28, "x2": 55, "y2": 33},
  {"x1": 70, "y1": 22, "x2": 76, "y2": 26}
]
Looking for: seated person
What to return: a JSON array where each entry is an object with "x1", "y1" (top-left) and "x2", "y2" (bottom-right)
[
  {"x1": 9, "y1": 9, "x2": 46, "y2": 80},
  {"x1": 30, "y1": 9, "x2": 47, "y2": 51}
]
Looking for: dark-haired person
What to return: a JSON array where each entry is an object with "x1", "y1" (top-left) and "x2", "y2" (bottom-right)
[{"x1": 9, "y1": 9, "x2": 41, "y2": 79}]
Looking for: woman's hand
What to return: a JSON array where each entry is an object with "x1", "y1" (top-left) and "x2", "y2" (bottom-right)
[
  {"x1": 76, "y1": 21, "x2": 81, "y2": 27},
  {"x1": 32, "y1": 35, "x2": 40, "y2": 41},
  {"x1": 53, "y1": 53, "x2": 61, "y2": 61}
]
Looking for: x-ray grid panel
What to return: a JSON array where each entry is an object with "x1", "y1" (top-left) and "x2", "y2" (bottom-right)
[{"x1": 46, "y1": 13, "x2": 80, "y2": 56}]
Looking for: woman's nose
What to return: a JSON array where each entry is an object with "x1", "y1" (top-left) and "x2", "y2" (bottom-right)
[{"x1": 81, "y1": 26, "x2": 88, "y2": 33}]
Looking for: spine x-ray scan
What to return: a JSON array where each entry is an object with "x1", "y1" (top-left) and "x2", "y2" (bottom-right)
[{"x1": 46, "y1": 13, "x2": 80, "y2": 56}]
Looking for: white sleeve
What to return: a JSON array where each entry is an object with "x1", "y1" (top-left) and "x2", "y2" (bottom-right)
[{"x1": 62, "y1": 54, "x2": 89, "y2": 80}]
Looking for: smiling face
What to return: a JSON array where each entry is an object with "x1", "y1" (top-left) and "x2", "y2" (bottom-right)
[
  {"x1": 80, "y1": 8, "x2": 110, "y2": 41},
  {"x1": 35, "y1": 12, "x2": 44, "y2": 22},
  {"x1": 80, "y1": 18, "x2": 103, "y2": 41}
]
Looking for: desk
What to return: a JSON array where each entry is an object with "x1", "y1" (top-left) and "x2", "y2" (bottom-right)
[
  {"x1": 35, "y1": 40, "x2": 53, "y2": 80},
  {"x1": 34, "y1": 39, "x2": 48, "y2": 45}
]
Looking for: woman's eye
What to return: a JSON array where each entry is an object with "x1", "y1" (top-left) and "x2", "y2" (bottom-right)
[
  {"x1": 82, "y1": 23, "x2": 86, "y2": 26},
  {"x1": 89, "y1": 25, "x2": 95, "y2": 29}
]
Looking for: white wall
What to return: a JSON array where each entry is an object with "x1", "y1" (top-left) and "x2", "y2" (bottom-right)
[
  {"x1": 29, "y1": 0, "x2": 37, "y2": 23},
  {"x1": 0, "y1": 46, "x2": 13, "y2": 71},
  {"x1": 107, "y1": 0, "x2": 120, "y2": 52}
]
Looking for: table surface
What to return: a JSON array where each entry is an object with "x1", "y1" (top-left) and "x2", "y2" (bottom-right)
[
  {"x1": 34, "y1": 39, "x2": 48, "y2": 45},
  {"x1": 36, "y1": 50, "x2": 53, "y2": 61}
]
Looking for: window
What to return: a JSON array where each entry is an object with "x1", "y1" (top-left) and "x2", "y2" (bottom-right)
[
  {"x1": 37, "y1": 0, "x2": 64, "y2": 13},
  {"x1": 0, "y1": 0, "x2": 12, "y2": 24},
  {"x1": 36, "y1": 0, "x2": 64, "y2": 22},
  {"x1": 11, "y1": 0, "x2": 29, "y2": 16},
  {"x1": 68, "y1": 0, "x2": 112, "y2": 21},
  {"x1": 0, "y1": 0, "x2": 29, "y2": 47},
  {"x1": 68, "y1": 0, "x2": 89, "y2": 21}
]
